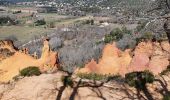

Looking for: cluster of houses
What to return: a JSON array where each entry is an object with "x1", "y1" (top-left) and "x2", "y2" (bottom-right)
[
  {"x1": 0, "y1": 0, "x2": 154, "y2": 24},
  {"x1": 14, "y1": 0, "x2": 119, "y2": 16}
]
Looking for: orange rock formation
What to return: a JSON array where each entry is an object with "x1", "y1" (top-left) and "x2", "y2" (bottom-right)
[
  {"x1": 76, "y1": 41, "x2": 170, "y2": 76},
  {"x1": 0, "y1": 39, "x2": 59, "y2": 82}
]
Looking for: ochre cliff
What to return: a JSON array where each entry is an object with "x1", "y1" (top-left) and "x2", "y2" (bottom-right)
[
  {"x1": 0, "y1": 39, "x2": 59, "y2": 82},
  {"x1": 76, "y1": 41, "x2": 170, "y2": 76}
]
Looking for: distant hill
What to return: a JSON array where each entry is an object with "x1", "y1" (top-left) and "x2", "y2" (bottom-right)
[
  {"x1": 1, "y1": 0, "x2": 33, "y2": 3},
  {"x1": 1, "y1": 0, "x2": 153, "y2": 11}
]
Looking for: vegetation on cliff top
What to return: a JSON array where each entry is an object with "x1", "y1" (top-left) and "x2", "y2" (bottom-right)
[{"x1": 19, "y1": 66, "x2": 41, "y2": 77}]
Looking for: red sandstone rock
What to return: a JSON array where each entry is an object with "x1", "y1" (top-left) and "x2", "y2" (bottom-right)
[
  {"x1": 161, "y1": 41, "x2": 170, "y2": 53},
  {"x1": 129, "y1": 53, "x2": 150, "y2": 72},
  {"x1": 149, "y1": 56, "x2": 169, "y2": 74},
  {"x1": 134, "y1": 41, "x2": 153, "y2": 56},
  {"x1": 76, "y1": 41, "x2": 170, "y2": 76}
]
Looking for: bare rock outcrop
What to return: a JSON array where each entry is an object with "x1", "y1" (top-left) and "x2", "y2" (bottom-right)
[
  {"x1": 75, "y1": 43, "x2": 132, "y2": 75},
  {"x1": 0, "y1": 39, "x2": 59, "y2": 82},
  {"x1": 0, "y1": 71, "x2": 170, "y2": 100},
  {"x1": 76, "y1": 41, "x2": 170, "y2": 76}
]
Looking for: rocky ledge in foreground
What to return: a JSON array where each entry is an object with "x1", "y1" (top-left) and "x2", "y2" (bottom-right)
[{"x1": 0, "y1": 71, "x2": 170, "y2": 100}]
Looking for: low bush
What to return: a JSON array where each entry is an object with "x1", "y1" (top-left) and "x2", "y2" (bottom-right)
[
  {"x1": 13, "y1": 10, "x2": 21, "y2": 14},
  {"x1": 0, "y1": 17, "x2": 13, "y2": 25},
  {"x1": 95, "y1": 40, "x2": 102, "y2": 45},
  {"x1": 136, "y1": 21, "x2": 148, "y2": 32},
  {"x1": 34, "y1": 19, "x2": 46, "y2": 26},
  {"x1": 104, "y1": 34, "x2": 113, "y2": 43},
  {"x1": 77, "y1": 73, "x2": 106, "y2": 81},
  {"x1": 143, "y1": 32, "x2": 153, "y2": 40},
  {"x1": 121, "y1": 26, "x2": 132, "y2": 35},
  {"x1": 125, "y1": 71, "x2": 154, "y2": 89},
  {"x1": 77, "y1": 73, "x2": 121, "y2": 81},
  {"x1": 48, "y1": 22, "x2": 55, "y2": 28},
  {"x1": 104, "y1": 28, "x2": 122, "y2": 43},
  {"x1": 104, "y1": 27, "x2": 131, "y2": 43},
  {"x1": 61, "y1": 76, "x2": 73, "y2": 87},
  {"x1": 20, "y1": 66, "x2": 41, "y2": 77},
  {"x1": 163, "y1": 93, "x2": 170, "y2": 100},
  {"x1": 82, "y1": 19, "x2": 94, "y2": 25}
]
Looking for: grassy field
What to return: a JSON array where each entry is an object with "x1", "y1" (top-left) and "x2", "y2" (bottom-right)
[
  {"x1": 54, "y1": 15, "x2": 92, "y2": 26},
  {"x1": 0, "y1": 26, "x2": 54, "y2": 42},
  {"x1": 37, "y1": 13, "x2": 70, "y2": 22},
  {"x1": 38, "y1": 13, "x2": 92, "y2": 26}
]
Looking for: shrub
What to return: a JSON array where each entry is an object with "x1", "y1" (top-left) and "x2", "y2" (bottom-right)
[
  {"x1": 95, "y1": 40, "x2": 102, "y2": 45},
  {"x1": 107, "y1": 74, "x2": 123, "y2": 81},
  {"x1": 104, "y1": 28, "x2": 122, "y2": 43},
  {"x1": 163, "y1": 94, "x2": 170, "y2": 100},
  {"x1": 84, "y1": 19, "x2": 94, "y2": 25},
  {"x1": 0, "y1": 17, "x2": 11, "y2": 25},
  {"x1": 104, "y1": 34, "x2": 113, "y2": 43},
  {"x1": 143, "y1": 32, "x2": 153, "y2": 40},
  {"x1": 13, "y1": 10, "x2": 21, "y2": 14},
  {"x1": 99, "y1": 20, "x2": 104, "y2": 23},
  {"x1": 110, "y1": 28, "x2": 123, "y2": 40},
  {"x1": 61, "y1": 76, "x2": 73, "y2": 87},
  {"x1": 48, "y1": 22, "x2": 55, "y2": 28},
  {"x1": 85, "y1": 20, "x2": 91, "y2": 24},
  {"x1": 20, "y1": 66, "x2": 41, "y2": 77},
  {"x1": 160, "y1": 65, "x2": 170, "y2": 75},
  {"x1": 104, "y1": 27, "x2": 131, "y2": 43},
  {"x1": 121, "y1": 26, "x2": 132, "y2": 35},
  {"x1": 77, "y1": 73, "x2": 106, "y2": 81},
  {"x1": 136, "y1": 21, "x2": 147, "y2": 32},
  {"x1": 135, "y1": 32, "x2": 154, "y2": 44},
  {"x1": 0, "y1": 16, "x2": 19, "y2": 25},
  {"x1": 77, "y1": 73, "x2": 120, "y2": 81},
  {"x1": 35, "y1": 19, "x2": 46, "y2": 26},
  {"x1": 125, "y1": 71, "x2": 154, "y2": 89},
  {"x1": 91, "y1": 20, "x2": 94, "y2": 25}
]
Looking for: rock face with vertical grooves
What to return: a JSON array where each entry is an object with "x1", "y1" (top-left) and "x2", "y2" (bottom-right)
[{"x1": 76, "y1": 41, "x2": 170, "y2": 76}]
